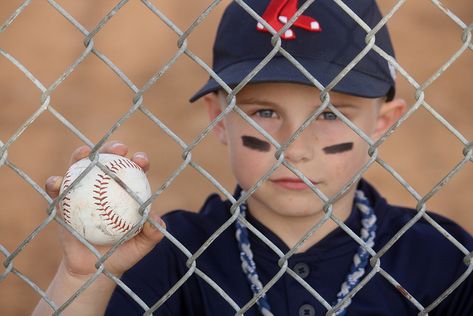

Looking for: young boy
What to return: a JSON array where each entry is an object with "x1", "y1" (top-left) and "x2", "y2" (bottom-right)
[{"x1": 33, "y1": 0, "x2": 472, "y2": 315}]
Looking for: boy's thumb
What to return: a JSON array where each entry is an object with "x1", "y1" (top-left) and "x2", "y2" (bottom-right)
[
  {"x1": 140, "y1": 213, "x2": 166, "y2": 245},
  {"x1": 45, "y1": 176, "x2": 63, "y2": 198}
]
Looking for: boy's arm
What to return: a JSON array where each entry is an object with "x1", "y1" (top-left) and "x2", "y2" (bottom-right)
[
  {"x1": 32, "y1": 261, "x2": 117, "y2": 316},
  {"x1": 32, "y1": 142, "x2": 165, "y2": 316}
]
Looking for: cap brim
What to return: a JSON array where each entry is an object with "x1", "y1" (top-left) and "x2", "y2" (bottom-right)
[{"x1": 190, "y1": 57, "x2": 393, "y2": 102}]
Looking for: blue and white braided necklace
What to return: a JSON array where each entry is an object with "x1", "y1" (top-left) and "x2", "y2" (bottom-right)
[{"x1": 235, "y1": 189, "x2": 377, "y2": 316}]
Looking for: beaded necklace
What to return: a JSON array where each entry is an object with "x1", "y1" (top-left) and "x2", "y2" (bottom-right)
[{"x1": 235, "y1": 190, "x2": 377, "y2": 315}]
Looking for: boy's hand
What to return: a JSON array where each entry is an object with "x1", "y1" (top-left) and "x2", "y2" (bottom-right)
[{"x1": 45, "y1": 141, "x2": 165, "y2": 279}]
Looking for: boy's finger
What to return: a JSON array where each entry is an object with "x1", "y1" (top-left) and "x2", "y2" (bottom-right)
[
  {"x1": 137, "y1": 214, "x2": 165, "y2": 248},
  {"x1": 69, "y1": 142, "x2": 128, "y2": 166},
  {"x1": 45, "y1": 176, "x2": 63, "y2": 198},
  {"x1": 69, "y1": 146, "x2": 91, "y2": 165},
  {"x1": 99, "y1": 141, "x2": 128, "y2": 157},
  {"x1": 131, "y1": 152, "x2": 150, "y2": 172}
]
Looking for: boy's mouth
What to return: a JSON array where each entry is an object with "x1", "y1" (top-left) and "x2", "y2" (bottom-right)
[{"x1": 270, "y1": 177, "x2": 318, "y2": 190}]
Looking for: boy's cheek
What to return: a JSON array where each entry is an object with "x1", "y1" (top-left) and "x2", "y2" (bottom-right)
[
  {"x1": 309, "y1": 124, "x2": 350, "y2": 149},
  {"x1": 318, "y1": 139, "x2": 370, "y2": 168},
  {"x1": 231, "y1": 156, "x2": 272, "y2": 189}
]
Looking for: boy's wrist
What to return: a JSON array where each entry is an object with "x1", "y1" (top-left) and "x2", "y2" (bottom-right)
[{"x1": 58, "y1": 260, "x2": 120, "y2": 292}]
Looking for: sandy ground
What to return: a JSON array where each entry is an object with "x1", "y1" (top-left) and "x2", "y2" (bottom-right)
[{"x1": 0, "y1": 1, "x2": 472, "y2": 314}]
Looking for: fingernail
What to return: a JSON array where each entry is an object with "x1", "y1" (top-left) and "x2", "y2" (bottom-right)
[
  {"x1": 111, "y1": 142, "x2": 123, "y2": 149},
  {"x1": 46, "y1": 176, "x2": 61, "y2": 189},
  {"x1": 134, "y1": 152, "x2": 147, "y2": 160},
  {"x1": 56, "y1": 177, "x2": 65, "y2": 187}
]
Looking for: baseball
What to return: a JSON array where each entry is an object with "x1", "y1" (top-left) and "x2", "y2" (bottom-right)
[{"x1": 59, "y1": 153, "x2": 151, "y2": 245}]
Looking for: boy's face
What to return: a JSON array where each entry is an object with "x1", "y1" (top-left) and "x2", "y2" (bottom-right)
[{"x1": 205, "y1": 83, "x2": 405, "y2": 224}]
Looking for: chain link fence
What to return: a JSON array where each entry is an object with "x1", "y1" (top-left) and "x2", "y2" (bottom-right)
[{"x1": 0, "y1": 0, "x2": 472, "y2": 315}]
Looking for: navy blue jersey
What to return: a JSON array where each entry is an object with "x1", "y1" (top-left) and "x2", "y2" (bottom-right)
[{"x1": 105, "y1": 180, "x2": 473, "y2": 315}]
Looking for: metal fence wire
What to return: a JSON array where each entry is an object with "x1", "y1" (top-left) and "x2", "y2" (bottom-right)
[{"x1": 1, "y1": 0, "x2": 472, "y2": 315}]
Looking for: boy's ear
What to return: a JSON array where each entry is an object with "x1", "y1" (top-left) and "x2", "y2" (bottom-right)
[
  {"x1": 203, "y1": 92, "x2": 228, "y2": 145},
  {"x1": 372, "y1": 98, "x2": 407, "y2": 140}
]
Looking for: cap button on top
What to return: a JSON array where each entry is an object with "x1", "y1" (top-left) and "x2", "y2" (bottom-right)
[
  {"x1": 293, "y1": 262, "x2": 310, "y2": 279},
  {"x1": 298, "y1": 304, "x2": 316, "y2": 316}
]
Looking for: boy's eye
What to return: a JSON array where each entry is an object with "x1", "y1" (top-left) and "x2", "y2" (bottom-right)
[
  {"x1": 320, "y1": 111, "x2": 338, "y2": 121},
  {"x1": 256, "y1": 109, "x2": 277, "y2": 119}
]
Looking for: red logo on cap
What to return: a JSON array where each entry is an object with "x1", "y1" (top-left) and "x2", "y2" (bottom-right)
[{"x1": 257, "y1": 0, "x2": 321, "y2": 39}]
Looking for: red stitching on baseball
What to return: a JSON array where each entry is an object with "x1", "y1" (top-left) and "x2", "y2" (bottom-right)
[
  {"x1": 117, "y1": 159, "x2": 128, "y2": 169},
  {"x1": 130, "y1": 160, "x2": 141, "y2": 170},
  {"x1": 107, "y1": 158, "x2": 142, "y2": 172},
  {"x1": 123, "y1": 159, "x2": 133, "y2": 168},
  {"x1": 63, "y1": 171, "x2": 72, "y2": 183},
  {"x1": 94, "y1": 158, "x2": 140, "y2": 234},
  {"x1": 109, "y1": 164, "x2": 120, "y2": 173},
  {"x1": 61, "y1": 172, "x2": 73, "y2": 225}
]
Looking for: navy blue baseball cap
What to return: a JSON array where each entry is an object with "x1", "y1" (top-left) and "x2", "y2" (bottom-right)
[{"x1": 190, "y1": 0, "x2": 396, "y2": 102}]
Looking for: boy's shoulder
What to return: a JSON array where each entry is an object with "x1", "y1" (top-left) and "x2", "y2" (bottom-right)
[
  {"x1": 161, "y1": 192, "x2": 231, "y2": 246},
  {"x1": 365, "y1": 180, "x2": 472, "y2": 294},
  {"x1": 363, "y1": 179, "x2": 472, "y2": 250},
  {"x1": 375, "y1": 199, "x2": 470, "y2": 246}
]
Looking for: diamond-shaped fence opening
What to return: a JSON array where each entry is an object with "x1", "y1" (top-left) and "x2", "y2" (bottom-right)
[{"x1": 0, "y1": 0, "x2": 472, "y2": 315}]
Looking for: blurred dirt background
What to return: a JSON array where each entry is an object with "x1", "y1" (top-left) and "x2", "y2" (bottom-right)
[{"x1": 0, "y1": 0, "x2": 472, "y2": 315}]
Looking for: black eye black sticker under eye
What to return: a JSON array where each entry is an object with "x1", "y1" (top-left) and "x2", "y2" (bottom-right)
[
  {"x1": 322, "y1": 142, "x2": 354, "y2": 154},
  {"x1": 241, "y1": 136, "x2": 271, "y2": 152}
]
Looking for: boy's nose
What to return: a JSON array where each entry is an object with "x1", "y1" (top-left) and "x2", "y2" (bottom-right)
[{"x1": 283, "y1": 126, "x2": 316, "y2": 163}]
